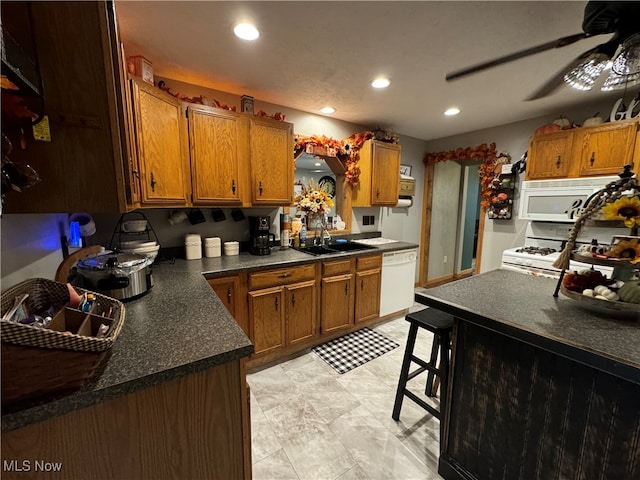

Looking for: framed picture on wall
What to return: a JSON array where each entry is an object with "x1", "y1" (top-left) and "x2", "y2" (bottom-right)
[{"x1": 400, "y1": 164, "x2": 412, "y2": 176}]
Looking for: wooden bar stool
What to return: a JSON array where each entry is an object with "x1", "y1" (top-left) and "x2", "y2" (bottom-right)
[{"x1": 392, "y1": 308, "x2": 453, "y2": 421}]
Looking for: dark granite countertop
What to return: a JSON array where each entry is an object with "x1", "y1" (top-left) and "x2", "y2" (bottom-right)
[
  {"x1": 2, "y1": 239, "x2": 418, "y2": 432},
  {"x1": 416, "y1": 269, "x2": 640, "y2": 384}
]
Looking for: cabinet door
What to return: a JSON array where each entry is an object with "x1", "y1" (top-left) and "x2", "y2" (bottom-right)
[
  {"x1": 371, "y1": 141, "x2": 401, "y2": 205},
  {"x1": 526, "y1": 131, "x2": 573, "y2": 180},
  {"x1": 130, "y1": 77, "x2": 191, "y2": 205},
  {"x1": 249, "y1": 117, "x2": 294, "y2": 205},
  {"x1": 321, "y1": 274, "x2": 354, "y2": 333},
  {"x1": 249, "y1": 287, "x2": 285, "y2": 355},
  {"x1": 354, "y1": 269, "x2": 381, "y2": 323},
  {"x1": 188, "y1": 105, "x2": 247, "y2": 205},
  {"x1": 208, "y1": 276, "x2": 247, "y2": 336},
  {"x1": 579, "y1": 123, "x2": 637, "y2": 176},
  {"x1": 285, "y1": 280, "x2": 317, "y2": 345}
]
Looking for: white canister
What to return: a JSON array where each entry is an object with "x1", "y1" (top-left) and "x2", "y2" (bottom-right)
[
  {"x1": 204, "y1": 237, "x2": 222, "y2": 258},
  {"x1": 223, "y1": 241, "x2": 239, "y2": 256},
  {"x1": 185, "y1": 234, "x2": 202, "y2": 260}
]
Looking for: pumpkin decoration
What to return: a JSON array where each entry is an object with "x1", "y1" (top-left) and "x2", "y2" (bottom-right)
[
  {"x1": 552, "y1": 115, "x2": 572, "y2": 129},
  {"x1": 583, "y1": 112, "x2": 604, "y2": 127},
  {"x1": 534, "y1": 122, "x2": 562, "y2": 136},
  {"x1": 618, "y1": 280, "x2": 640, "y2": 304}
]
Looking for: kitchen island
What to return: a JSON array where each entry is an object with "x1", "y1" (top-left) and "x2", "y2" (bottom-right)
[{"x1": 416, "y1": 269, "x2": 640, "y2": 480}]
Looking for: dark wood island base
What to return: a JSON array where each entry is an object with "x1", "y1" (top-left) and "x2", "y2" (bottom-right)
[{"x1": 416, "y1": 270, "x2": 640, "y2": 480}]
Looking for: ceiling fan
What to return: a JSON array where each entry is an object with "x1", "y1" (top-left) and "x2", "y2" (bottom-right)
[{"x1": 446, "y1": 1, "x2": 640, "y2": 100}]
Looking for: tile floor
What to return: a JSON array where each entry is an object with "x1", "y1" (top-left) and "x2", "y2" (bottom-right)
[{"x1": 247, "y1": 302, "x2": 445, "y2": 480}]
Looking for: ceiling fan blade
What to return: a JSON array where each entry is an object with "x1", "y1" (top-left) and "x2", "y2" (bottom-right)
[
  {"x1": 525, "y1": 38, "x2": 619, "y2": 101},
  {"x1": 446, "y1": 32, "x2": 590, "y2": 82}
]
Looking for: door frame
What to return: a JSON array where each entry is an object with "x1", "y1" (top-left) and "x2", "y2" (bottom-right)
[{"x1": 419, "y1": 163, "x2": 485, "y2": 287}]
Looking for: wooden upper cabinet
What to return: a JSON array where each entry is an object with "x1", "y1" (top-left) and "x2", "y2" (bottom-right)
[
  {"x1": 130, "y1": 77, "x2": 191, "y2": 206},
  {"x1": 526, "y1": 131, "x2": 574, "y2": 180},
  {"x1": 188, "y1": 105, "x2": 249, "y2": 205},
  {"x1": 352, "y1": 140, "x2": 401, "y2": 206},
  {"x1": 2, "y1": 1, "x2": 130, "y2": 213},
  {"x1": 578, "y1": 122, "x2": 637, "y2": 176},
  {"x1": 249, "y1": 117, "x2": 294, "y2": 205}
]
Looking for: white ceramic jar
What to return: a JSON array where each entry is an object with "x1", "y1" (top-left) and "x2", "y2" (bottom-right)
[
  {"x1": 223, "y1": 241, "x2": 239, "y2": 256},
  {"x1": 185, "y1": 234, "x2": 202, "y2": 260},
  {"x1": 204, "y1": 237, "x2": 221, "y2": 258}
]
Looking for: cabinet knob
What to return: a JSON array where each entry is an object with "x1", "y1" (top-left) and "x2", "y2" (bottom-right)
[
  {"x1": 132, "y1": 170, "x2": 140, "y2": 179},
  {"x1": 344, "y1": 283, "x2": 349, "y2": 296},
  {"x1": 590, "y1": 152, "x2": 595, "y2": 166},
  {"x1": 291, "y1": 293, "x2": 295, "y2": 306},
  {"x1": 227, "y1": 287, "x2": 232, "y2": 303},
  {"x1": 556, "y1": 155, "x2": 561, "y2": 168},
  {"x1": 150, "y1": 172, "x2": 157, "y2": 192},
  {"x1": 275, "y1": 296, "x2": 278, "y2": 311},
  {"x1": 259, "y1": 181, "x2": 263, "y2": 195},
  {"x1": 376, "y1": 188, "x2": 380, "y2": 198},
  {"x1": 231, "y1": 179, "x2": 236, "y2": 194},
  {"x1": 361, "y1": 279, "x2": 364, "y2": 291}
]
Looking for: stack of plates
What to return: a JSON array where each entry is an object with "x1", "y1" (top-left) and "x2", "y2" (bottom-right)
[{"x1": 119, "y1": 240, "x2": 160, "y2": 262}]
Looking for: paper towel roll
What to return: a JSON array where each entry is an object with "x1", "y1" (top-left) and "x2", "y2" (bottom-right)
[{"x1": 396, "y1": 198, "x2": 413, "y2": 208}]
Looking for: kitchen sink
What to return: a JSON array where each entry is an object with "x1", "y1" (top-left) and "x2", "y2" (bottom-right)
[
  {"x1": 326, "y1": 242, "x2": 377, "y2": 252},
  {"x1": 298, "y1": 242, "x2": 378, "y2": 256},
  {"x1": 298, "y1": 245, "x2": 336, "y2": 256}
]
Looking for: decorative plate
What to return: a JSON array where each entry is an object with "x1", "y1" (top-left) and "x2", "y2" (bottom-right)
[{"x1": 318, "y1": 176, "x2": 336, "y2": 198}]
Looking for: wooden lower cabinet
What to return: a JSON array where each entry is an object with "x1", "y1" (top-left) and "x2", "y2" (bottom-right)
[
  {"x1": 286, "y1": 280, "x2": 317, "y2": 345},
  {"x1": 1, "y1": 360, "x2": 251, "y2": 480},
  {"x1": 355, "y1": 269, "x2": 381, "y2": 323},
  {"x1": 248, "y1": 277, "x2": 317, "y2": 356},
  {"x1": 249, "y1": 287, "x2": 285, "y2": 355},
  {"x1": 321, "y1": 274, "x2": 354, "y2": 333}
]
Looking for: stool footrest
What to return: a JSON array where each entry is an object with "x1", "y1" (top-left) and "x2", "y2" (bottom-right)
[
  {"x1": 409, "y1": 355, "x2": 443, "y2": 379},
  {"x1": 404, "y1": 390, "x2": 440, "y2": 419}
]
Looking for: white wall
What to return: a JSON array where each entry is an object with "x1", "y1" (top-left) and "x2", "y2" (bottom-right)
[{"x1": 424, "y1": 97, "x2": 627, "y2": 275}]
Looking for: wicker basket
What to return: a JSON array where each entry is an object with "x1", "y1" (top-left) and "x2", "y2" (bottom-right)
[{"x1": 1, "y1": 278, "x2": 125, "y2": 406}]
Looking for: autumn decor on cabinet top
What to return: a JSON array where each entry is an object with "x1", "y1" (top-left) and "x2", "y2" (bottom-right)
[
  {"x1": 294, "y1": 130, "x2": 399, "y2": 186},
  {"x1": 424, "y1": 143, "x2": 514, "y2": 209}
]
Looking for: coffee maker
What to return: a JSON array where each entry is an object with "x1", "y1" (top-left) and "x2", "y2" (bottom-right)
[{"x1": 249, "y1": 216, "x2": 275, "y2": 255}]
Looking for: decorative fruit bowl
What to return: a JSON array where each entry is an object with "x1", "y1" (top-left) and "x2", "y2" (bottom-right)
[{"x1": 560, "y1": 285, "x2": 640, "y2": 320}]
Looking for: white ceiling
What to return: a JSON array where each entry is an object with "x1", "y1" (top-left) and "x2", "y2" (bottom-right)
[{"x1": 115, "y1": 1, "x2": 639, "y2": 142}]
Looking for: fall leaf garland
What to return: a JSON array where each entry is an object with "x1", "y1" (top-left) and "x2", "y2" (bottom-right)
[
  {"x1": 294, "y1": 131, "x2": 392, "y2": 186},
  {"x1": 423, "y1": 143, "x2": 499, "y2": 208}
]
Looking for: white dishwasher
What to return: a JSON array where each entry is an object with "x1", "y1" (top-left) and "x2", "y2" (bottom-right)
[{"x1": 379, "y1": 248, "x2": 417, "y2": 317}]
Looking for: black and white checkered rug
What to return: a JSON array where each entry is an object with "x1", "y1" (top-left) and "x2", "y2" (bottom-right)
[{"x1": 312, "y1": 327, "x2": 399, "y2": 374}]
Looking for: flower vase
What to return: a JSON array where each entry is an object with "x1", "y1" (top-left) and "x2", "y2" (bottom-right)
[{"x1": 306, "y1": 212, "x2": 323, "y2": 232}]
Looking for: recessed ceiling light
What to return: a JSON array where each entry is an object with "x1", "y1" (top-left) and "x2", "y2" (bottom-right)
[
  {"x1": 444, "y1": 107, "x2": 461, "y2": 116},
  {"x1": 234, "y1": 23, "x2": 259, "y2": 41},
  {"x1": 371, "y1": 78, "x2": 390, "y2": 89},
  {"x1": 314, "y1": 162, "x2": 322, "y2": 166},
  {"x1": 320, "y1": 107, "x2": 336, "y2": 114}
]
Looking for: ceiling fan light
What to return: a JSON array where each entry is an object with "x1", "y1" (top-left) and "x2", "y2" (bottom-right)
[
  {"x1": 611, "y1": 33, "x2": 640, "y2": 76},
  {"x1": 601, "y1": 70, "x2": 640, "y2": 91},
  {"x1": 563, "y1": 53, "x2": 610, "y2": 91}
]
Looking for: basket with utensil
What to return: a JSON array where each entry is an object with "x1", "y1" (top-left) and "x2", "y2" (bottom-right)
[{"x1": 1, "y1": 278, "x2": 125, "y2": 406}]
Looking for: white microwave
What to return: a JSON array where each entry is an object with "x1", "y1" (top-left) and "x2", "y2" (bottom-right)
[{"x1": 519, "y1": 176, "x2": 619, "y2": 222}]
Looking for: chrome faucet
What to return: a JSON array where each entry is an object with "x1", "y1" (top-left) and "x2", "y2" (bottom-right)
[{"x1": 320, "y1": 218, "x2": 332, "y2": 246}]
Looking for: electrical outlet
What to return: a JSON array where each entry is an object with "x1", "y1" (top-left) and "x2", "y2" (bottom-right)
[
  {"x1": 363, "y1": 215, "x2": 370, "y2": 226},
  {"x1": 369, "y1": 215, "x2": 375, "y2": 225},
  {"x1": 444, "y1": 256, "x2": 448, "y2": 264}
]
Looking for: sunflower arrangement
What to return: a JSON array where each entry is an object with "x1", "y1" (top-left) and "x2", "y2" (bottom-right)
[
  {"x1": 600, "y1": 195, "x2": 640, "y2": 228},
  {"x1": 605, "y1": 237, "x2": 640, "y2": 264},
  {"x1": 294, "y1": 179, "x2": 334, "y2": 215}
]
